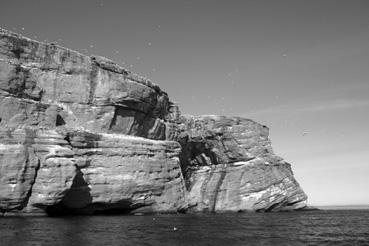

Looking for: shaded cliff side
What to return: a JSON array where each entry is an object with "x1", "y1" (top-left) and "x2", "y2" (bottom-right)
[{"x1": 0, "y1": 28, "x2": 307, "y2": 215}]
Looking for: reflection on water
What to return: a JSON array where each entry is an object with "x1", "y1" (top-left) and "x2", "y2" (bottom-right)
[{"x1": 1, "y1": 210, "x2": 369, "y2": 246}]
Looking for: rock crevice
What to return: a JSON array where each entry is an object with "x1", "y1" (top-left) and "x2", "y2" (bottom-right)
[{"x1": 0, "y1": 28, "x2": 307, "y2": 215}]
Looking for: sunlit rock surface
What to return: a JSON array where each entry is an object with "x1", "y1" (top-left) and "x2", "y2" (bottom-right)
[
  {"x1": 167, "y1": 115, "x2": 307, "y2": 212},
  {"x1": 0, "y1": 28, "x2": 307, "y2": 215}
]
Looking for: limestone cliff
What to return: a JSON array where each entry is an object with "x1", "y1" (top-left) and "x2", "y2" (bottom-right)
[{"x1": 0, "y1": 28, "x2": 307, "y2": 215}]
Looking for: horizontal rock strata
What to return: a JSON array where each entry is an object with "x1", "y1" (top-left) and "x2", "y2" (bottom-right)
[
  {"x1": 0, "y1": 28, "x2": 307, "y2": 215},
  {"x1": 171, "y1": 115, "x2": 307, "y2": 212}
]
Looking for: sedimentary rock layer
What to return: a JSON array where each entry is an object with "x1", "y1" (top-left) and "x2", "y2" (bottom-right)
[
  {"x1": 171, "y1": 115, "x2": 307, "y2": 212},
  {"x1": 0, "y1": 128, "x2": 187, "y2": 215},
  {"x1": 0, "y1": 28, "x2": 307, "y2": 215}
]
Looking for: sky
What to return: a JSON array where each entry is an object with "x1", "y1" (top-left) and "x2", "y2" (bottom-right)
[{"x1": 1, "y1": 0, "x2": 368, "y2": 206}]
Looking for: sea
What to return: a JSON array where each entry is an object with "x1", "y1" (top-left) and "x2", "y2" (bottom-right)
[{"x1": 1, "y1": 209, "x2": 369, "y2": 246}]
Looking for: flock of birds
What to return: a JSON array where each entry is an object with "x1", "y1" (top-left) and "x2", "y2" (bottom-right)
[
  {"x1": 12, "y1": 25, "x2": 155, "y2": 72},
  {"x1": 10, "y1": 25, "x2": 309, "y2": 138}
]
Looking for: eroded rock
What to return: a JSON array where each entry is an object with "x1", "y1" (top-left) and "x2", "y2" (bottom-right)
[
  {"x1": 0, "y1": 28, "x2": 307, "y2": 215},
  {"x1": 171, "y1": 115, "x2": 307, "y2": 212}
]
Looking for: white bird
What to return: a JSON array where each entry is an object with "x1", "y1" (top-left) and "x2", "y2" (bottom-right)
[{"x1": 173, "y1": 227, "x2": 177, "y2": 231}]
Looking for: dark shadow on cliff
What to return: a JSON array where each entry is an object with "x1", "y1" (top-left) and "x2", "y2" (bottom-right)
[
  {"x1": 56, "y1": 114, "x2": 66, "y2": 126},
  {"x1": 45, "y1": 168, "x2": 92, "y2": 216},
  {"x1": 44, "y1": 168, "x2": 145, "y2": 216}
]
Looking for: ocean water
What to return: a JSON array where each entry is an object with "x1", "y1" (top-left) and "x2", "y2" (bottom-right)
[{"x1": 1, "y1": 210, "x2": 369, "y2": 246}]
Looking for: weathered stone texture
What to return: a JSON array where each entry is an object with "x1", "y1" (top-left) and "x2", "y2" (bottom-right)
[
  {"x1": 0, "y1": 28, "x2": 169, "y2": 139},
  {"x1": 172, "y1": 115, "x2": 307, "y2": 212},
  {"x1": 0, "y1": 28, "x2": 307, "y2": 215},
  {"x1": 0, "y1": 128, "x2": 187, "y2": 215}
]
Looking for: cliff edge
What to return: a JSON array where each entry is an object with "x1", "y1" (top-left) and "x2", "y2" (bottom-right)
[{"x1": 0, "y1": 28, "x2": 307, "y2": 215}]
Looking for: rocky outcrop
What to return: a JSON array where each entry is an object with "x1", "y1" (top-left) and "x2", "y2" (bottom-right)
[
  {"x1": 0, "y1": 29, "x2": 169, "y2": 139},
  {"x1": 0, "y1": 128, "x2": 186, "y2": 215},
  {"x1": 171, "y1": 115, "x2": 307, "y2": 212},
  {"x1": 0, "y1": 28, "x2": 307, "y2": 215}
]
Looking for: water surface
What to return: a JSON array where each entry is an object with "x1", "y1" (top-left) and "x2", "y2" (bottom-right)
[{"x1": 1, "y1": 210, "x2": 369, "y2": 246}]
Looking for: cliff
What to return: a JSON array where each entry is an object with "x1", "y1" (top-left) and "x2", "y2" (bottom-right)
[{"x1": 0, "y1": 28, "x2": 307, "y2": 215}]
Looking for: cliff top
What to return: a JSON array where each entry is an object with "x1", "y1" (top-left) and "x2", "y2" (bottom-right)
[{"x1": 0, "y1": 27, "x2": 167, "y2": 96}]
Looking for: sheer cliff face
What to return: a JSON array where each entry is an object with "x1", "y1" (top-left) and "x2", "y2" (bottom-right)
[
  {"x1": 0, "y1": 28, "x2": 307, "y2": 215},
  {"x1": 170, "y1": 115, "x2": 307, "y2": 212}
]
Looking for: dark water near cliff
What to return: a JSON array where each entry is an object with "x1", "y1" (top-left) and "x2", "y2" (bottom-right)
[{"x1": 1, "y1": 210, "x2": 369, "y2": 246}]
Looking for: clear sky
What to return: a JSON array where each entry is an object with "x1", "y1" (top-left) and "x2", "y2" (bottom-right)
[{"x1": 1, "y1": 0, "x2": 368, "y2": 206}]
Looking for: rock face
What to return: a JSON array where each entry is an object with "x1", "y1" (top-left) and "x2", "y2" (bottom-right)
[
  {"x1": 0, "y1": 28, "x2": 307, "y2": 215},
  {"x1": 172, "y1": 115, "x2": 307, "y2": 212}
]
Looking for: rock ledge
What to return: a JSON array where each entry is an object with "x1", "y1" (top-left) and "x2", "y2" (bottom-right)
[{"x1": 0, "y1": 28, "x2": 307, "y2": 215}]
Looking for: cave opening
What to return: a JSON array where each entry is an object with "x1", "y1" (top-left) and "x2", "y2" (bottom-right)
[{"x1": 56, "y1": 114, "x2": 66, "y2": 126}]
